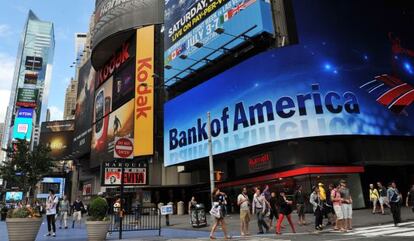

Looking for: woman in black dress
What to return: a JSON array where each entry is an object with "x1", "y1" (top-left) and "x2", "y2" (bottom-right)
[
  {"x1": 209, "y1": 188, "x2": 232, "y2": 239},
  {"x1": 275, "y1": 190, "x2": 296, "y2": 235}
]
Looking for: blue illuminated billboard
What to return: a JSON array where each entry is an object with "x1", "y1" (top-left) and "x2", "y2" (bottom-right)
[
  {"x1": 164, "y1": 0, "x2": 274, "y2": 82},
  {"x1": 36, "y1": 177, "x2": 66, "y2": 199},
  {"x1": 164, "y1": 0, "x2": 414, "y2": 166},
  {"x1": 12, "y1": 108, "x2": 34, "y2": 141},
  {"x1": 6, "y1": 192, "x2": 23, "y2": 202}
]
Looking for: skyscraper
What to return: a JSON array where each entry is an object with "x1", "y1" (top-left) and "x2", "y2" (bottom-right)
[
  {"x1": 1, "y1": 10, "x2": 55, "y2": 154},
  {"x1": 75, "y1": 33, "x2": 87, "y2": 67},
  {"x1": 63, "y1": 78, "x2": 78, "y2": 120}
]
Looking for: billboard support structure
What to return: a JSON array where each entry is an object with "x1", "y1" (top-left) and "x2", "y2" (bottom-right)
[{"x1": 207, "y1": 112, "x2": 215, "y2": 205}]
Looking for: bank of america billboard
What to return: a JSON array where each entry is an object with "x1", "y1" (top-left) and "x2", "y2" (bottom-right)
[
  {"x1": 164, "y1": 0, "x2": 414, "y2": 166},
  {"x1": 164, "y1": 0, "x2": 274, "y2": 82}
]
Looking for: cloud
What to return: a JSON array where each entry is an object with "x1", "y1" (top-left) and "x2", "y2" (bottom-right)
[
  {"x1": 48, "y1": 106, "x2": 64, "y2": 121},
  {"x1": 0, "y1": 53, "x2": 15, "y2": 90},
  {"x1": 0, "y1": 24, "x2": 12, "y2": 37},
  {"x1": 0, "y1": 90, "x2": 10, "y2": 123}
]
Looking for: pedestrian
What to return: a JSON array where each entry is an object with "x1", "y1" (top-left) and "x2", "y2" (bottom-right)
[
  {"x1": 71, "y1": 196, "x2": 85, "y2": 228},
  {"x1": 59, "y1": 195, "x2": 70, "y2": 229},
  {"x1": 387, "y1": 181, "x2": 402, "y2": 226},
  {"x1": 406, "y1": 184, "x2": 414, "y2": 212},
  {"x1": 252, "y1": 187, "x2": 269, "y2": 234},
  {"x1": 209, "y1": 187, "x2": 231, "y2": 240},
  {"x1": 377, "y1": 182, "x2": 390, "y2": 214},
  {"x1": 237, "y1": 187, "x2": 250, "y2": 236},
  {"x1": 188, "y1": 196, "x2": 197, "y2": 224},
  {"x1": 269, "y1": 192, "x2": 279, "y2": 228},
  {"x1": 331, "y1": 182, "x2": 345, "y2": 232},
  {"x1": 275, "y1": 190, "x2": 296, "y2": 235},
  {"x1": 294, "y1": 185, "x2": 306, "y2": 225},
  {"x1": 113, "y1": 198, "x2": 121, "y2": 230},
  {"x1": 369, "y1": 184, "x2": 380, "y2": 214},
  {"x1": 326, "y1": 184, "x2": 335, "y2": 226},
  {"x1": 310, "y1": 186, "x2": 324, "y2": 231},
  {"x1": 45, "y1": 189, "x2": 58, "y2": 237},
  {"x1": 340, "y1": 180, "x2": 353, "y2": 230}
]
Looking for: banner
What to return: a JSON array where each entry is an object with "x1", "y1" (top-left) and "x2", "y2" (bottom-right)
[
  {"x1": 102, "y1": 160, "x2": 147, "y2": 186},
  {"x1": 134, "y1": 26, "x2": 154, "y2": 156},
  {"x1": 16, "y1": 88, "x2": 38, "y2": 107}
]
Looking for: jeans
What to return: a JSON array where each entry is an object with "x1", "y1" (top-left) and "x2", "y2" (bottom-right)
[
  {"x1": 390, "y1": 202, "x2": 401, "y2": 225},
  {"x1": 47, "y1": 214, "x2": 56, "y2": 233},
  {"x1": 256, "y1": 209, "x2": 268, "y2": 233},
  {"x1": 314, "y1": 206, "x2": 323, "y2": 229},
  {"x1": 59, "y1": 211, "x2": 68, "y2": 227}
]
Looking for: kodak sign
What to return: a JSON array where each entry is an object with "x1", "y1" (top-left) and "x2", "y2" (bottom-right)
[{"x1": 134, "y1": 26, "x2": 154, "y2": 156}]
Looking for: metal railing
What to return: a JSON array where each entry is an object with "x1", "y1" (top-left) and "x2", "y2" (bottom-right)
[{"x1": 108, "y1": 206, "x2": 161, "y2": 236}]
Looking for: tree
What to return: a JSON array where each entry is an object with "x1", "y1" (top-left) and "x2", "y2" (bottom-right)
[{"x1": 0, "y1": 139, "x2": 55, "y2": 199}]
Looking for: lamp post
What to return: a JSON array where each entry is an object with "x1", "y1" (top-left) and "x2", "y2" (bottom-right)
[{"x1": 207, "y1": 112, "x2": 215, "y2": 205}]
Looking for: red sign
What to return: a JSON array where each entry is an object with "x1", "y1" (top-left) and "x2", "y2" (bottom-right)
[
  {"x1": 248, "y1": 153, "x2": 271, "y2": 172},
  {"x1": 114, "y1": 137, "x2": 133, "y2": 159},
  {"x1": 96, "y1": 42, "x2": 130, "y2": 88}
]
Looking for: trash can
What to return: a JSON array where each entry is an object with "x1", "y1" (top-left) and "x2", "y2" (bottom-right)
[
  {"x1": 177, "y1": 201, "x2": 185, "y2": 215},
  {"x1": 191, "y1": 204, "x2": 207, "y2": 228}
]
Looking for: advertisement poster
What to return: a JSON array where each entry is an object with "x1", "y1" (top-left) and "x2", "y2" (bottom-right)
[
  {"x1": 37, "y1": 177, "x2": 65, "y2": 199},
  {"x1": 39, "y1": 120, "x2": 75, "y2": 160},
  {"x1": 6, "y1": 192, "x2": 23, "y2": 202},
  {"x1": 112, "y1": 60, "x2": 135, "y2": 110},
  {"x1": 16, "y1": 88, "x2": 38, "y2": 107},
  {"x1": 91, "y1": 99, "x2": 134, "y2": 167},
  {"x1": 164, "y1": 0, "x2": 414, "y2": 166},
  {"x1": 12, "y1": 108, "x2": 33, "y2": 141},
  {"x1": 25, "y1": 56, "x2": 43, "y2": 70},
  {"x1": 164, "y1": 0, "x2": 274, "y2": 81},
  {"x1": 73, "y1": 59, "x2": 95, "y2": 156},
  {"x1": 102, "y1": 160, "x2": 147, "y2": 186},
  {"x1": 94, "y1": 76, "x2": 113, "y2": 124},
  {"x1": 24, "y1": 71, "x2": 38, "y2": 85}
]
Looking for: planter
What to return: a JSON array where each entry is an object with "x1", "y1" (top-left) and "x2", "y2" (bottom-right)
[
  {"x1": 86, "y1": 220, "x2": 111, "y2": 241},
  {"x1": 6, "y1": 218, "x2": 42, "y2": 241}
]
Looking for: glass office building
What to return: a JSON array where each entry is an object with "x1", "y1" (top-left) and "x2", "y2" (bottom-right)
[{"x1": 1, "y1": 10, "x2": 55, "y2": 154}]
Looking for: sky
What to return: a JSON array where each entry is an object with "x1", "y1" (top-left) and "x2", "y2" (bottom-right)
[{"x1": 0, "y1": 0, "x2": 95, "y2": 123}]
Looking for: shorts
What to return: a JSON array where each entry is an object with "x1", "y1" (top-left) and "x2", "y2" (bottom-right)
[
  {"x1": 333, "y1": 205, "x2": 344, "y2": 220},
  {"x1": 296, "y1": 204, "x2": 305, "y2": 216},
  {"x1": 73, "y1": 211, "x2": 82, "y2": 221},
  {"x1": 342, "y1": 204, "x2": 352, "y2": 219},
  {"x1": 379, "y1": 196, "x2": 386, "y2": 205},
  {"x1": 240, "y1": 209, "x2": 250, "y2": 222}
]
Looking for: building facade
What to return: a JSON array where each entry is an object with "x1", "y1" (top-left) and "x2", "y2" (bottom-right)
[
  {"x1": 63, "y1": 78, "x2": 78, "y2": 120},
  {"x1": 1, "y1": 10, "x2": 55, "y2": 151}
]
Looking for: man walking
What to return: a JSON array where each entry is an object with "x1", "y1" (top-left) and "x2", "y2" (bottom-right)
[
  {"x1": 406, "y1": 184, "x2": 414, "y2": 212},
  {"x1": 46, "y1": 189, "x2": 59, "y2": 237},
  {"x1": 377, "y1": 182, "x2": 389, "y2": 214},
  {"x1": 59, "y1": 195, "x2": 70, "y2": 229},
  {"x1": 252, "y1": 188, "x2": 269, "y2": 234},
  {"x1": 340, "y1": 180, "x2": 352, "y2": 231},
  {"x1": 72, "y1": 196, "x2": 85, "y2": 228},
  {"x1": 294, "y1": 185, "x2": 306, "y2": 225},
  {"x1": 388, "y1": 181, "x2": 402, "y2": 226},
  {"x1": 237, "y1": 187, "x2": 251, "y2": 236}
]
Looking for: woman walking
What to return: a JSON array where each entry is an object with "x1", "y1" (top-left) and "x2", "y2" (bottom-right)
[
  {"x1": 369, "y1": 184, "x2": 380, "y2": 214},
  {"x1": 310, "y1": 186, "x2": 324, "y2": 231},
  {"x1": 210, "y1": 188, "x2": 232, "y2": 239},
  {"x1": 275, "y1": 190, "x2": 296, "y2": 235}
]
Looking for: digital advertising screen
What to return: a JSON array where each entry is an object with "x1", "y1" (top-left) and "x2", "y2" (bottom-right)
[
  {"x1": 74, "y1": 60, "x2": 96, "y2": 156},
  {"x1": 16, "y1": 88, "x2": 38, "y2": 107},
  {"x1": 6, "y1": 192, "x2": 23, "y2": 202},
  {"x1": 25, "y1": 56, "x2": 43, "y2": 70},
  {"x1": 37, "y1": 177, "x2": 66, "y2": 199},
  {"x1": 164, "y1": 0, "x2": 414, "y2": 166},
  {"x1": 12, "y1": 108, "x2": 34, "y2": 141},
  {"x1": 24, "y1": 71, "x2": 38, "y2": 85},
  {"x1": 112, "y1": 60, "x2": 134, "y2": 110},
  {"x1": 39, "y1": 121, "x2": 74, "y2": 160},
  {"x1": 164, "y1": 0, "x2": 274, "y2": 82},
  {"x1": 93, "y1": 76, "x2": 113, "y2": 124}
]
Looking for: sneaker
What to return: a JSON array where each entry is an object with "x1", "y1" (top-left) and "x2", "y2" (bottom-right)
[
  {"x1": 45, "y1": 233, "x2": 51, "y2": 237},
  {"x1": 257, "y1": 231, "x2": 264, "y2": 234},
  {"x1": 59, "y1": 227, "x2": 62, "y2": 229},
  {"x1": 52, "y1": 233, "x2": 56, "y2": 237},
  {"x1": 65, "y1": 226, "x2": 68, "y2": 229}
]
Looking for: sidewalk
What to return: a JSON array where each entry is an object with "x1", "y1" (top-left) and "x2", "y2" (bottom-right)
[{"x1": 0, "y1": 207, "x2": 412, "y2": 241}]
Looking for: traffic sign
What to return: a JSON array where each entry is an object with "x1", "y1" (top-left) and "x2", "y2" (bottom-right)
[
  {"x1": 114, "y1": 137, "x2": 134, "y2": 159},
  {"x1": 160, "y1": 205, "x2": 173, "y2": 215}
]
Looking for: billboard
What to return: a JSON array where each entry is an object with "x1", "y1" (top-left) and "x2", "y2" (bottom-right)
[
  {"x1": 25, "y1": 56, "x2": 43, "y2": 70},
  {"x1": 164, "y1": 0, "x2": 274, "y2": 82},
  {"x1": 40, "y1": 120, "x2": 75, "y2": 160},
  {"x1": 91, "y1": 99, "x2": 134, "y2": 167},
  {"x1": 164, "y1": 0, "x2": 414, "y2": 166},
  {"x1": 101, "y1": 160, "x2": 147, "y2": 186},
  {"x1": 94, "y1": 76, "x2": 113, "y2": 124},
  {"x1": 12, "y1": 108, "x2": 33, "y2": 141},
  {"x1": 112, "y1": 60, "x2": 135, "y2": 110},
  {"x1": 16, "y1": 88, "x2": 38, "y2": 107},
  {"x1": 37, "y1": 177, "x2": 66, "y2": 199},
  {"x1": 6, "y1": 192, "x2": 23, "y2": 202},
  {"x1": 24, "y1": 71, "x2": 38, "y2": 85},
  {"x1": 134, "y1": 26, "x2": 154, "y2": 156},
  {"x1": 73, "y1": 59, "x2": 96, "y2": 156}
]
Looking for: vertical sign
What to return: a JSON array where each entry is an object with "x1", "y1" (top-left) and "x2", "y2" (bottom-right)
[{"x1": 134, "y1": 26, "x2": 154, "y2": 156}]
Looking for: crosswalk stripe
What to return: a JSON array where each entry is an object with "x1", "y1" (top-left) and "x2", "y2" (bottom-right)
[
  {"x1": 390, "y1": 230, "x2": 414, "y2": 237},
  {"x1": 350, "y1": 221, "x2": 414, "y2": 231},
  {"x1": 364, "y1": 228, "x2": 414, "y2": 237},
  {"x1": 345, "y1": 226, "x2": 397, "y2": 235}
]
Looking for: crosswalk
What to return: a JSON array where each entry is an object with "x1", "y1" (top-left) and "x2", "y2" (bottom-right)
[{"x1": 342, "y1": 221, "x2": 414, "y2": 237}]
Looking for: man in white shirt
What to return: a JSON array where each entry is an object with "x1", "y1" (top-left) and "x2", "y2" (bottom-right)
[
  {"x1": 46, "y1": 189, "x2": 59, "y2": 237},
  {"x1": 237, "y1": 187, "x2": 251, "y2": 236},
  {"x1": 252, "y1": 187, "x2": 269, "y2": 234}
]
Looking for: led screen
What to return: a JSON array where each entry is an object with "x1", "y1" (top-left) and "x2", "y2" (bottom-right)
[
  {"x1": 12, "y1": 108, "x2": 34, "y2": 141},
  {"x1": 6, "y1": 192, "x2": 23, "y2": 202},
  {"x1": 37, "y1": 177, "x2": 66, "y2": 199},
  {"x1": 164, "y1": 0, "x2": 414, "y2": 166},
  {"x1": 164, "y1": 0, "x2": 274, "y2": 82}
]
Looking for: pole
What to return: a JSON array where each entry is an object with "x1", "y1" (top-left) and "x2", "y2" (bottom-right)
[
  {"x1": 119, "y1": 160, "x2": 124, "y2": 240},
  {"x1": 207, "y1": 112, "x2": 215, "y2": 205}
]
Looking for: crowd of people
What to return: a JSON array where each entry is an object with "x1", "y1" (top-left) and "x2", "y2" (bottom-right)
[{"x1": 206, "y1": 180, "x2": 414, "y2": 239}]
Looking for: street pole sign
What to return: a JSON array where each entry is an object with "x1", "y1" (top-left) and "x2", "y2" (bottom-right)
[
  {"x1": 113, "y1": 137, "x2": 134, "y2": 240},
  {"x1": 114, "y1": 137, "x2": 134, "y2": 159}
]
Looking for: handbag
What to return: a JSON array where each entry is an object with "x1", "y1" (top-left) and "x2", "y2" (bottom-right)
[{"x1": 209, "y1": 203, "x2": 222, "y2": 219}]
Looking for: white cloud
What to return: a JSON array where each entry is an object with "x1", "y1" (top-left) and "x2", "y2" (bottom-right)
[
  {"x1": 48, "y1": 106, "x2": 64, "y2": 121},
  {"x1": 0, "y1": 90, "x2": 10, "y2": 123},
  {"x1": 0, "y1": 24, "x2": 12, "y2": 37},
  {"x1": 0, "y1": 53, "x2": 15, "y2": 90}
]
